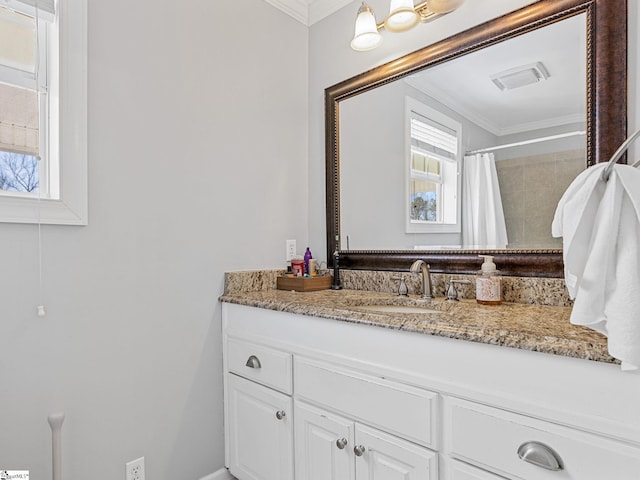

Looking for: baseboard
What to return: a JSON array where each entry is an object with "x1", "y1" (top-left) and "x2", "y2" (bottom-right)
[{"x1": 199, "y1": 467, "x2": 235, "y2": 480}]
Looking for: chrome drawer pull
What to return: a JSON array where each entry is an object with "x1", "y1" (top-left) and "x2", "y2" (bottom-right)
[
  {"x1": 517, "y1": 441, "x2": 563, "y2": 471},
  {"x1": 275, "y1": 410, "x2": 286, "y2": 420},
  {"x1": 353, "y1": 445, "x2": 366, "y2": 457},
  {"x1": 336, "y1": 438, "x2": 348, "y2": 450},
  {"x1": 245, "y1": 355, "x2": 262, "y2": 369}
]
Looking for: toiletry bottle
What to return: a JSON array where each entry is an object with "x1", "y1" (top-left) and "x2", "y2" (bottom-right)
[
  {"x1": 308, "y1": 259, "x2": 318, "y2": 276},
  {"x1": 304, "y1": 247, "x2": 313, "y2": 274},
  {"x1": 476, "y1": 255, "x2": 502, "y2": 305}
]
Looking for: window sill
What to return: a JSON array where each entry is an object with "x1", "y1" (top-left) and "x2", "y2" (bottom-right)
[{"x1": 0, "y1": 194, "x2": 87, "y2": 225}]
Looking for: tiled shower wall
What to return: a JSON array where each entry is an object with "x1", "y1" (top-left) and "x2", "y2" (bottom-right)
[{"x1": 496, "y1": 149, "x2": 585, "y2": 248}]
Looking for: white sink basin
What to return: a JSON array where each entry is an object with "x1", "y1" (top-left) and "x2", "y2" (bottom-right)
[{"x1": 354, "y1": 304, "x2": 441, "y2": 314}]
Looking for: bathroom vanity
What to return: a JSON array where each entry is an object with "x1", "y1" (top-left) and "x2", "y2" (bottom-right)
[{"x1": 221, "y1": 288, "x2": 640, "y2": 480}]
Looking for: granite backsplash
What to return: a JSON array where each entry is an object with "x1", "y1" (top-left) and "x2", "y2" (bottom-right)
[{"x1": 224, "y1": 269, "x2": 571, "y2": 307}]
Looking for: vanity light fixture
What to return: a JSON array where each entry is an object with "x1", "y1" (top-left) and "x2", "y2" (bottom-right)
[{"x1": 350, "y1": 0, "x2": 466, "y2": 51}]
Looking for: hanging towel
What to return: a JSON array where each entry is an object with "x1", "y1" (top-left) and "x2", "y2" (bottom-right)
[{"x1": 552, "y1": 163, "x2": 640, "y2": 371}]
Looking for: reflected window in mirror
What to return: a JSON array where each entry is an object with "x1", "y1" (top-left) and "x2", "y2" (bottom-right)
[{"x1": 406, "y1": 99, "x2": 461, "y2": 234}]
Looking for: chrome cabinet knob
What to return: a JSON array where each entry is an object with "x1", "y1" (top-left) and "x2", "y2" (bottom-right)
[
  {"x1": 336, "y1": 438, "x2": 348, "y2": 449},
  {"x1": 517, "y1": 441, "x2": 563, "y2": 471},
  {"x1": 275, "y1": 410, "x2": 286, "y2": 420},
  {"x1": 245, "y1": 355, "x2": 261, "y2": 369},
  {"x1": 353, "y1": 445, "x2": 366, "y2": 457}
]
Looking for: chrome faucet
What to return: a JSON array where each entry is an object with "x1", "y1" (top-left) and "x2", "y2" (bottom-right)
[{"x1": 410, "y1": 260, "x2": 433, "y2": 299}]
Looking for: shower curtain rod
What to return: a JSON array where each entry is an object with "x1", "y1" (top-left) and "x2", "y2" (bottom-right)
[{"x1": 466, "y1": 130, "x2": 586, "y2": 155}]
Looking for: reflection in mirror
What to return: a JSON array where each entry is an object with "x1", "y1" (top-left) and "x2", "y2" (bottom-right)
[
  {"x1": 326, "y1": 0, "x2": 627, "y2": 276},
  {"x1": 340, "y1": 14, "x2": 586, "y2": 251}
]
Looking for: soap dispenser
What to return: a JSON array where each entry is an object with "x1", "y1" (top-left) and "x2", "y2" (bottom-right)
[{"x1": 476, "y1": 255, "x2": 502, "y2": 305}]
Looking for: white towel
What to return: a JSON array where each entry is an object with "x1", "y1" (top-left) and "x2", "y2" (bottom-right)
[{"x1": 552, "y1": 163, "x2": 640, "y2": 371}]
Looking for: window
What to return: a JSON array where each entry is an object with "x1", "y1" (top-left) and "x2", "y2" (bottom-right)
[
  {"x1": 0, "y1": 0, "x2": 87, "y2": 224},
  {"x1": 405, "y1": 97, "x2": 461, "y2": 233}
]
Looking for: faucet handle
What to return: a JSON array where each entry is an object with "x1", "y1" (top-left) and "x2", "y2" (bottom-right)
[
  {"x1": 446, "y1": 279, "x2": 459, "y2": 301},
  {"x1": 447, "y1": 278, "x2": 472, "y2": 301},
  {"x1": 393, "y1": 276, "x2": 409, "y2": 296}
]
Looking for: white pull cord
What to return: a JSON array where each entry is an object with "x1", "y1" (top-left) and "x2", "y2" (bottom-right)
[
  {"x1": 34, "y1": 0, "x2": 46, "y2": 318},
  {"x1": 48, "y1": 412, "x2": 65, "y2": 480},
  {"x1": 37, "y1": 177, "x2": 45, "y2": 317}
]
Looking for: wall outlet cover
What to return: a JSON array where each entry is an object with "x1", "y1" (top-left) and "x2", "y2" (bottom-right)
[
  {"x1": 286, "y1": 239, "x2": 297, "y2": 261},
  {"x1": 126, "y1": 457, "x2": 145, "y2": 480}
]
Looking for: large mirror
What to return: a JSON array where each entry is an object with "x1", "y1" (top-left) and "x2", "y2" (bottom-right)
[{"x1": 326, "y1": 0, "x2": 627, "y2": 277}]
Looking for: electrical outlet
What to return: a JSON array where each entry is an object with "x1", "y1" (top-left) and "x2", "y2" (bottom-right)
[
  {"x1": 126, "y1": 457, "x2": 145, "y2": 480},
  {"x1": 286, "y1": 239, "x2": 296, "y2": 261}
]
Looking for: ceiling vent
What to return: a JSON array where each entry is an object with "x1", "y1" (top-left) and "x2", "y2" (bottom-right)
[{"x1": 490, "y1": 62, "x2": 550, "y2": 91}]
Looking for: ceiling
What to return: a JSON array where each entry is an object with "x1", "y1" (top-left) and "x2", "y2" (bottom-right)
[{"x1": 404, "y1": 13, "x2": 586, "y2": 136}]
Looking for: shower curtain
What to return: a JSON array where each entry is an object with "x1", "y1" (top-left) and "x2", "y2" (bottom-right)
[{"x1": 462, "y1": 152, "x2": 508, "y2": 249}]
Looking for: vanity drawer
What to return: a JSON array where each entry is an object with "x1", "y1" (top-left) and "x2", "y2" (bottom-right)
[
  {"x1": 294, "y1": 357, "x2": 438, "y2": 448},
  {"x1": 444, "y1": 397, "x2": 640, "y2": 480},
  {"x1": 227, "y1": 337, "x2": 292, "y2": 394},
  {"x1": 448, "y1": 460, "x2": 505, "y2": 480}
]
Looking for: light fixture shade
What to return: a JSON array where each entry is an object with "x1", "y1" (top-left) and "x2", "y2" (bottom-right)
[
  {"x1": 350, "y1": 3, "x2": 383, "y2": 51},
  {"x1": 385, "y1": 0, "x2": 419, "y2": 32},
  {"x1": 426, "y1": 0, "x2": 465, "y2": 14}
]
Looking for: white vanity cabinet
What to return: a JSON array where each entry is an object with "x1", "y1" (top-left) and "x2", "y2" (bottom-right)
[
  {"x1": 224, "y1": 337, "x2": 294, "y2": 480},
  {"x1": 226, "y1": 374, "x2": 293, "y2": 480},
  {"x1": 295, "y1": 401, "x2": 437, "y2": 480},
  {"x1": 222, "y1": 302, "x2": 640, "y2": 480},
  {"x1": 293, "y1": 356, "x2": 439, "y2": 480},
  {"x1": 443, "y1": 396, "x2": 640, "y2": 480},
  {"x1": 294, "y1": 401, "x2": 355, "y2": 480}
]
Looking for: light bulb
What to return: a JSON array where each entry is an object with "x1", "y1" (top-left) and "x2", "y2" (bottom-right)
[
  {"x1": 385, "y1": 0, "x2": 419, "y2": 33},
  {"x1": 426, "y1": 0, "x2": 465, "y2": 14},
  {"x1": 351, "y1": 3, "x2": 383, "y2": 51}
]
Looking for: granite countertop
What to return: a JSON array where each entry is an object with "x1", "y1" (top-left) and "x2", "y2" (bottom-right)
[{"x1": 220, "y1": 288, "x2": 615, "y2": 364}]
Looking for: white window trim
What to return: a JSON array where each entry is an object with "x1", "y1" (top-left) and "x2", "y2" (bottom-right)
[
  {"x1": 0, "y1": 0, "x2": 87, "y2": 225},
  {"x1": 405, "y1": 97, "x2": 461, "y2": 234}
]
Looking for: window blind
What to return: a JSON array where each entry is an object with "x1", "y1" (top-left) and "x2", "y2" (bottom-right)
[
  {"x1": 410, "y1": 111, "x2": 458, "y2": 160},
  {"x1": 0, "y1": 0, "x2": 55, "y2": 21},
  {"x1": 0, "y1": 78, "x2": 39, "y2": 156}
]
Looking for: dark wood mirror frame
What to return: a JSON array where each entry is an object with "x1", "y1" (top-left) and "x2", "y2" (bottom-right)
[{"x1": 325, "y1": 0, "x2": 627, "y2": 278}]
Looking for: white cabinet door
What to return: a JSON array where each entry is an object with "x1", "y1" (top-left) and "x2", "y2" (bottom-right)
[
  {"x1": 354, "y1": 424, "x2": 438, "y2": 480},
  {"x1": 227, "y1": 374, "x2": 294, "y2": 480},
  {"x1": 295, "y1": 401, "x2": 356, "y2": 480}
]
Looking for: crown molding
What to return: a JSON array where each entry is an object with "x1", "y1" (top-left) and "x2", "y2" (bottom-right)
[
  {"x1": 263, "y1": 0, "x2": 352, "y2": 26},
  {"x1": 308, "y1": 0, "x2": 352, "y2": 25}
]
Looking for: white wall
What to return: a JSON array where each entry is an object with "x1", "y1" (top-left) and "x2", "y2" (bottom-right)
[
  {"x1": 0, "y1": 1, "x2": 308, "y2": 479},
  {"x1": 309, "y1": 0, "x2": 640, "y2": 256}
]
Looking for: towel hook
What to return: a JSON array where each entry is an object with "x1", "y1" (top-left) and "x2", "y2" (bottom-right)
[{"x1": 601, "y1": 127, "x2": 640, "y2": 182}]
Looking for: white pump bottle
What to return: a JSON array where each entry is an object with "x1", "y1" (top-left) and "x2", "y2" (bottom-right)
[{"x1": 476, "y1": 255, "x2": 502, "y2": 305}]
